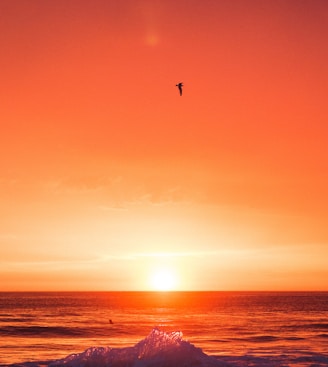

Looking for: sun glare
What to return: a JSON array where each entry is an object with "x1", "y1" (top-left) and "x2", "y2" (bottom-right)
[{"x1": 151, "y1": 268, "x2": 177, "y2": 291}]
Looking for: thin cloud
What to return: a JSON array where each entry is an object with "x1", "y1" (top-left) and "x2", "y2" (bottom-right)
[{"x1": 132, "y1": 251, "x2": 220, "y2": 259}]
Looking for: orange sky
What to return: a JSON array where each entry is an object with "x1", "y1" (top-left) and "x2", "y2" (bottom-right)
[{"x1": 1, "y1": 0, "x2": 328, "y2": 291}]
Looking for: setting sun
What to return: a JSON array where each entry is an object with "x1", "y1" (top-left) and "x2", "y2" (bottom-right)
[{"x1": 151, "y1": 268, "x2": 178, "y2": 291}]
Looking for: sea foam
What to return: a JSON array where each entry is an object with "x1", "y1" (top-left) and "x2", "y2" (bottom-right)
[{"x1": 49, "y1": 328, "x2": 227, "y2": 367}]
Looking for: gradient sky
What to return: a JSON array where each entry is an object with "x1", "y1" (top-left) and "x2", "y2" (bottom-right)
[{"x1": 1, "y1": 0, "x2": 328, "y2": 291}]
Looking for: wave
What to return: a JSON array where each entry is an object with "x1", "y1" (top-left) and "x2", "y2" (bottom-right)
[
  {"x1": 3, "y1": 328, "x2": 328, "y2": 367},
  {"x1": 0, "y1": 325, "x2": 124, "y2": 338},
  {"x1": 49, "y1": 328, "x2": 224, "y2": 367},
  {"x1": 316, "y1": 333, "x2": 328, "y2": 338},
  {"x1": 309, "y1": 323, "x2": 328, "y2": 330},
  {"x1": 245, "y1": 335, "x2": 279, "y2": 343},
  {"x1": 0, "y1": 317, "x2": 33, "y2": 323},
  {"x1": 285, "y1": 322, "x2": 328, "y2": 330},
  {"x1": 0, "y1": 326, "x2": 86, "y2": 337}
]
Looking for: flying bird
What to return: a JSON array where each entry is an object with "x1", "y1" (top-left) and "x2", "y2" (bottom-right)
[{"x1": 176, "y1": 82, "x2": 183, "y2": 96}]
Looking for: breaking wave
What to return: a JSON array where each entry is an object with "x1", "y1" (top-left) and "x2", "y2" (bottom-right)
[{"x1": 49, "y1": 328, "x2": 224, "y2": 367}]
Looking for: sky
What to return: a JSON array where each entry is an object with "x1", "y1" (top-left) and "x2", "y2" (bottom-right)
[{"x1": 1, "y1": 0, "x2": 328, "y2": 291}]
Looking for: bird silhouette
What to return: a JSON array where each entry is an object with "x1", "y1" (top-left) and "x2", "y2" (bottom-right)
[{"x1": 176, "y1": 82, "x2": 183, "y2": 96}]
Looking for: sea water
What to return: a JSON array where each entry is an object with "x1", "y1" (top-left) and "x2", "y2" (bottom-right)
[{"x1": 0, "y1": 292, "x2": 327, "y2": 366}]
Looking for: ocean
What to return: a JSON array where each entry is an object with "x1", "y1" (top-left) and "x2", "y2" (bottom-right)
[{"x1": 0, "y1": 292, "x2": 327, "y2": 367}]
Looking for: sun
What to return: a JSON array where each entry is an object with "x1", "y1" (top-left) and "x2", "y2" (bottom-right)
[{"x1": 151, "y1": 268, "x2": 177, "y2": 291}]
